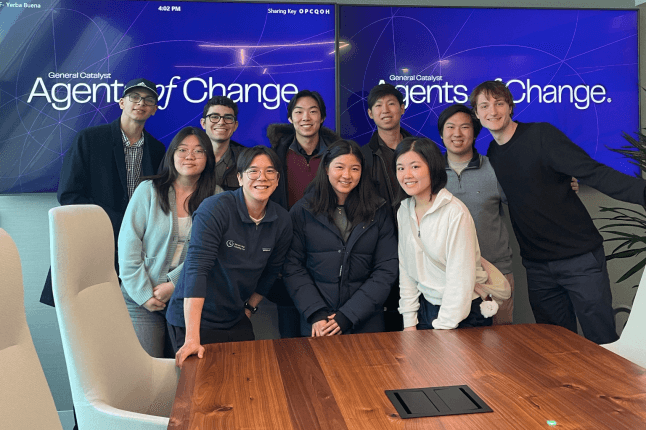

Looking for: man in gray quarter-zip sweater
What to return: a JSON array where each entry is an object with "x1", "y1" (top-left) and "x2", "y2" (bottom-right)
[{"x1": 439, "y1": 104, "x2": 514, "y2": 325}]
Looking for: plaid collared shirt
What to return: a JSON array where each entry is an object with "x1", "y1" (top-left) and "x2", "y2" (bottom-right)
[{"x1": 121, "y1": 128, "x2": 145, "y2": 199}]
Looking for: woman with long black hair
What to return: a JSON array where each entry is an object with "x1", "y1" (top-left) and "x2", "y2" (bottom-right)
[{"x1": 284, "y1": 139, "x2": 398, "y2": 336}]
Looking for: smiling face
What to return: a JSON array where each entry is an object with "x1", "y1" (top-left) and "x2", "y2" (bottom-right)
[
  {"x1": 237, "y1": 154, "x2": 279, "y2": 204},
  {"x1": 326, "y1": 153, "x2": 362, "y2": 205},
  {"x1": 474, "y1": 92, "x2": 513, "y2": 134},
  {"x1": 119, "y1": 88, "x2": 158, "y2": 124},
  {"x1": 173, "y1": 134, "x2": 207, "y2": 181},
  {"x1": 200, "y1": 104, "x2": 239, "y2": 146},
  {"x1": 442, "y1": 112, "x2": 475, "y2": 160},
  {"x1": 368, "y1": 94, "x2": 405, "y2": 132},
  {"x1": 288, "y1": 96, "x2": 324, "y2": 139},
  {"x1": 396, "y1": 150, "x2": 432, "y2": 201}
]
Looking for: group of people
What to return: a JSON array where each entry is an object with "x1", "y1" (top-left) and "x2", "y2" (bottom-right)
[{"x1": 43, "y1": 78, "x2": 646, "y2": 374}]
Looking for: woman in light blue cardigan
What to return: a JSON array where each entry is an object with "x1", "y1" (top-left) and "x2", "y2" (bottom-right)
[{"x1": 119, "y1": 127, "x2": 218, "y2": 357}]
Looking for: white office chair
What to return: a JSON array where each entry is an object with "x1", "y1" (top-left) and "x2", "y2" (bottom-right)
[
  {"x1": 0, "y1": 228, "x2": 64, "y2": 429},
  {"x1": 49, "y1": 205, "x2": 179, "y2": 429},
  {"x1": 602, "y1": 269, "x2": 646, "y2": 369}
]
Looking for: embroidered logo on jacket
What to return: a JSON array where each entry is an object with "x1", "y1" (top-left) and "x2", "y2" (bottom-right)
[{"x1": 226, "y1": 240, "x2": 246, "y2": 251}]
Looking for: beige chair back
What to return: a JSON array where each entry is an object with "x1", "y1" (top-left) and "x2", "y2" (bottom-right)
[
  {"x1": 49, "y1": 205, "x2": 178, "y2": 429},
  {"x1": 0, "y1": 228, "x2": 63, "y2": 429}
]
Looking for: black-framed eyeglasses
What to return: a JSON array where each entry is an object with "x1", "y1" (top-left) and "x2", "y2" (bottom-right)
[
  {"x1": 245, "y1": 168, "x2": 278, "y2": 180},
  {"x1": 176, "y1": 148, "x2": 207, "y2": 159},
  {"x1": 205, "y1": 113, "x2": 236, "y2": 124},
  {"x1": 127, "y1": 93, "x2": 157, "y2": 106}
]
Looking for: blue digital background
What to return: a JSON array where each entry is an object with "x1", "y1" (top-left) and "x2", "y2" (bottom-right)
[
  {"x1": 0, "y1": 0, "x2": 335, "y2": 193},
  {"x1": 339, "y1": 6, "x2": 639, "y2": 176}
]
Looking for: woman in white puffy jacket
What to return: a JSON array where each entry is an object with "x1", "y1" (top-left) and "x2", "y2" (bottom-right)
[{"x1": 394, "y1": 137, "x2": 491, "y2": 330}]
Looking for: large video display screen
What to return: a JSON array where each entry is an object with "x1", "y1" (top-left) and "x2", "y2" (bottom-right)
[
  {"x1": 339, "y1": 7, "x2": 639, "y2": 176},
  {"x1": 0, "y1": 0, "x2": 335, "y2": 193}
]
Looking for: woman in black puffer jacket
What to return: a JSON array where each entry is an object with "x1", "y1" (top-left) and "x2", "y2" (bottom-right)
[{"x1": 284, "y1": 139, "x2": 398, "y2": 337}]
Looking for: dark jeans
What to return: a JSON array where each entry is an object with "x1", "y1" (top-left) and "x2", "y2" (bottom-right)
[
  {"x1": 384, "y1": 309, "x2": 404, "y2": 332},
  {"x1": 384, "y1": 282, "x2": 404, "y2": 332},
  {"x1": 417, "y1": 295, "x2": 492, "y2": 330},
  {"x1": 266, "y1": 277, "x2": 303, "y2": 338},
  {"x1": 167, "y1": 316, "x2": 255, "y2": 353},
  {"x1": 522, "y1": 246, "x2": 618, "y2": 345},
  {"x1": 277, "y1": 304, "x2": 303, "y2": 338}
]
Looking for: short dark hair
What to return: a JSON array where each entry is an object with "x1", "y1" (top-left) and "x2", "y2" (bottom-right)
[
  {"x1": 367, "y1": 83, "x2": 404, "y2": 110},
  {"x1": 393, "y1": 137, "x2": 447, "y2": 205},
  {"x1": 287, "y1": 90, "x2": 326, "y2": 121},
  {"x1": 437, "y1": 104, "x2": 482, "y2": 139},
  {"x1": 147, "y1": 127, "x2": 216, "y2": 215},
  {"x1": 202, "y1": 95, "x2": 238, "y2": 120},
  {"x1": 469, "y1": 80, "x2": 514, "y2": 117},
  {"x1": 307, "y1": 139, "x2": 380, "y2": 225},
  {"x1": 236, "y1": 145, "x2": 282, "y2": 175}
]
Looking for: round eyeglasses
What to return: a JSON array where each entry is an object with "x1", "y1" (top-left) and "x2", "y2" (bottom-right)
[
  {"x1": 205, "y1": 113, "x2": 236, "y2": 124},
  {"x1": 127, "y1": 93, "x2": 157, "y2": 106},
  {"x1": 245, "y1": 168, "x2": 278, "y2": 180},
  {"x1": 176, "y1": 148, "x2": 207, "y2": 159}
]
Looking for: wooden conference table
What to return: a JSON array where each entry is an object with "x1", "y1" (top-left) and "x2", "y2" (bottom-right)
[{"x1": 168, "y1": 324, "x2": 646, "y2": 429}]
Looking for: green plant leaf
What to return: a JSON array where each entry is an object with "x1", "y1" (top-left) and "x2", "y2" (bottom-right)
[
  {"x1": 617, "y1": 256, "x2": 646, "y2": 283},
  {"x1": 605, "y1": 248, "x2": 645, "y2": 260},
  {"x1": 599, "y1": 222, "x2": 646, "y2": 230}
]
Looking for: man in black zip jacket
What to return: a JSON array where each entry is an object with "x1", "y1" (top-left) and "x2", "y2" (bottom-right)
[{"x1": 360, "y1": 83, "x2": 412, "y2": 331}]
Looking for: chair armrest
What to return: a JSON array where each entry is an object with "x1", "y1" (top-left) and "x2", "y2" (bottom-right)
[{"x1": 77, "y1": 401, "x2": 169, "y2": 430}]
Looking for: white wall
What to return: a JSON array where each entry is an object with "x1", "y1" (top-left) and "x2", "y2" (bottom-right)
[{"x1": 0, "y1": 0, "x2": 640, "y2": 421}]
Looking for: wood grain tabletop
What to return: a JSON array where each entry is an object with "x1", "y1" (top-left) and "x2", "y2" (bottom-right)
[{"x1": 168, "y1": 324, "x2": 646, "y2": 430}]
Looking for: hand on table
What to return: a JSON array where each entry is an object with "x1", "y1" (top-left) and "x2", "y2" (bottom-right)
[
  {"x1": 175, "y1": 339, "x2": 205, "y2": 368},
  {"x1": 403, "y1": 326, "x2": 417, "y2": 332}
]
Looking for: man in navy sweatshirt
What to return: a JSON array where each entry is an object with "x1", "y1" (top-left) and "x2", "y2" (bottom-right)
[{"x1": 470, "y1": 80, "x2": 646, "y2": 344}]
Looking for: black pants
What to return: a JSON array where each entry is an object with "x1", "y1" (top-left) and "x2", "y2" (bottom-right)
[
  {"x1": 277, "y1": 304, "x2": 303, "y2": 338},
  {"x1": 522, "y1": 246, "x2": 618, "y2": 345},
  {"x1": 417, "y1": 296, "x2": 492, "y2": 330},
  {"x1": 266, "y1": 277, "x2": 303, "y2": 338},
  {"x1": 167, "y1": 316, "x2": 255, "y2": 353}
]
